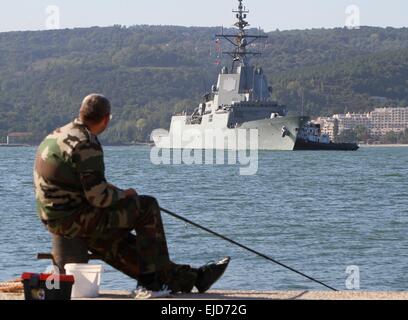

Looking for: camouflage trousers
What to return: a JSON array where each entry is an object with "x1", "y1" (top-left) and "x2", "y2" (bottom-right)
[{"x1": 45, "y1": 195, "x2": 197, "y2": 291}]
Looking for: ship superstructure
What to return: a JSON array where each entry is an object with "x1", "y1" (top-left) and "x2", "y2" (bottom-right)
[{"x1": 152, "y1": 0, "x2": 308, "y2": 150}]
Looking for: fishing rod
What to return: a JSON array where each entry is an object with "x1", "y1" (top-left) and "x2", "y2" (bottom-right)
[{"x1": 160, "y1": 207, "x2": 338, "y2": 292}]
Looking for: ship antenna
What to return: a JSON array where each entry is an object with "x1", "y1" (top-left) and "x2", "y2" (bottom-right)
[
  {"x1": 235, "y1": 0, "x2": 249, "y2": 34},
  {"x1": 216, "y1": 0, "x2": 268, "y2": 72}
]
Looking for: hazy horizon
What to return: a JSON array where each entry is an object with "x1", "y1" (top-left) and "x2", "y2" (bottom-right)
[
  {"x1": 1, "y1": 23, "x2": 407, "y2": 35},
  {"x1": 0, "y1": 0, "x2": 407, "y2": 33}
]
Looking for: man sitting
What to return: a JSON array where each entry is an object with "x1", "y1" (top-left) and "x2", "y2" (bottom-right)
[{"x1": 33, "y1": 93, "x2": 230, "y2": 296}]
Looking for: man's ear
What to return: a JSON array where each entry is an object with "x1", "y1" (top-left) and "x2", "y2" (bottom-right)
[{"x1": 104, "y1": 115, "x2": 110, "y2": 126}]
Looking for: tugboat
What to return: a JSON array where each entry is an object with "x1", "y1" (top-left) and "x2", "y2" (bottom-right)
[
  {"x1": 294, "y1": 122, "x2": 359, "y2": 151},
  {"x1": 152, "y1": 0, "x2": 309, "y2": 151}
]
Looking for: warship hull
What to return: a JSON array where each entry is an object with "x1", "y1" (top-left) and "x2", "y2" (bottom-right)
[{"x1": 152, "y1": 116, "x2": 309, "y2": 151}]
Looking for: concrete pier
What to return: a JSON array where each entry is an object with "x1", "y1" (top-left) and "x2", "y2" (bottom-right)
[{"x1": 2, "y1": 290, "x2": 408, "y2": 300}]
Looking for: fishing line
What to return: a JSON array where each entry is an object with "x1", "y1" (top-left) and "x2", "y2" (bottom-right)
[{"x1": 160, "y1": 207, "x2": 337, "y2": 291}]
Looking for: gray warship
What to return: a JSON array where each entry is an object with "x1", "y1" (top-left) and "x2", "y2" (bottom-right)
[{"x1": 152, "y1": 0, "x2": 309, "y2": 150}]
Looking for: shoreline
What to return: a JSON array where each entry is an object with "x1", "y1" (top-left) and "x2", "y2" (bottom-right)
[
  {"x1": 359, "y1": 144, "x2": 408, "y2": 148},
  {"x1": 2, "y1": 143, "x2": 408, "y2": 149}
]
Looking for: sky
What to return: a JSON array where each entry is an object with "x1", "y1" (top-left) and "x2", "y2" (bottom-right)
[{"x1": 0, "y1": 0, "x2": 407, "y2": 33}]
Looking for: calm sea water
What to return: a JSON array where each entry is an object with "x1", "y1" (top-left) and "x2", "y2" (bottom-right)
[{"x1": 0, "y1": 146, "x2": 407, "y2": 292}]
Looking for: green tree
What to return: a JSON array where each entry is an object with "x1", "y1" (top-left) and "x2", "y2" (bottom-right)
[
  {"x1": 354, "y1": 125, "x2": 371, "y2": 142},
  {"x1": 337, "y1": 129, "x2": 357, "y2": 143},
  {"x1": 332, "y1": 118, "x2": 339, "y2": 143},
  {"x1": 399, "y1": 128, "x2": 408, "y2": 144},
  {"x1": 381, "y1": 131, "x2": 399, "y2": 144}
]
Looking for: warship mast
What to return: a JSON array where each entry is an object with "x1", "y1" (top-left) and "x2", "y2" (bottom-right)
[{"x1": 216, "y1": 0, "x2": 267, "y2": 72}]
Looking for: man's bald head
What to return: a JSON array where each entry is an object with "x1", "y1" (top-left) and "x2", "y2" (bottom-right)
[{"x1": 79, "y1": 94, "x2": 111, "y2": 124}]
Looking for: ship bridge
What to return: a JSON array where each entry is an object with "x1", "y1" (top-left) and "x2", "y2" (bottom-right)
[{"x1": 214, "y1": 65, "x2": 272, "y2": 106}]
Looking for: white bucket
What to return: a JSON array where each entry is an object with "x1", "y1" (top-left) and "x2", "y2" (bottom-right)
[{"x1": 65, "y1": 263, "x2": 103, "y2": 298}]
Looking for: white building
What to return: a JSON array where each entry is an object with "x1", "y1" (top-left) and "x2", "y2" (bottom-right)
[
  {"x1": 315, "y1": 117, "x2": 336, "y2": 138},
  {"x1": 370, "y1": 107, "x2": 408, "y2": 135},
  {"x1": 333, "y1": 112, "x2": 371, "y2": 132},
  {"x1": 316, "y1": 107, "x2": 408, "y2": 140}
]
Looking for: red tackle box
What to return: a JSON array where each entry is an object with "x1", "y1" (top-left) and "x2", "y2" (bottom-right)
[{"x1": 21, "y1": 273, "x2": 75, "y2": 300}]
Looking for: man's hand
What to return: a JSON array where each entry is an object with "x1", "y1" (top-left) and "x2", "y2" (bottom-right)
[{"x1": 124, "y1": 188, "x2": 138, "y2": 198}]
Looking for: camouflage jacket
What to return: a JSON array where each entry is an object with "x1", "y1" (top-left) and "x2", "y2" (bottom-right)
[{"x1": 34, "y1": 118, "x2": 126, "y2": 221}]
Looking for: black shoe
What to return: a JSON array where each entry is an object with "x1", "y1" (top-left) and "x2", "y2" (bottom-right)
[
  {"x1": 137, "y1": 273, "x2": 162, "y2": 292},
  {"x1": 167, "y1": 265, "x2": 198, "y2": 294},
  {"x1": 139, "y1": 265, "x2": 198, "y2": 294},
  {"x1": 195, "y1": 256, "x2": 231, "y2": 293}
]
